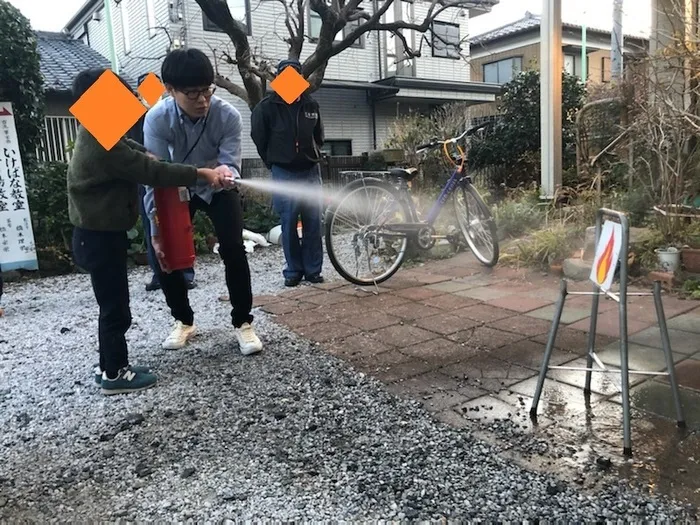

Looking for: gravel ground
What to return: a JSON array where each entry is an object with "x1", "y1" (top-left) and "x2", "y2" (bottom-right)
[{"x1": 0, "y1": 246, "x2": 697, "y2": 521}]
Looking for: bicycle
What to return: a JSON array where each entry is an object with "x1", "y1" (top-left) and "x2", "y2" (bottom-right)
[{"x1": 324, "y1": 123, "x2": 499, "y2": 286}]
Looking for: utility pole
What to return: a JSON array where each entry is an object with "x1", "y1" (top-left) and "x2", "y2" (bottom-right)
[
  {"x1": 103, "y1": 0, "x2": 119, "y2": 73},
  {"x1": 611, "y1": 0, "x2": 623, "y2": 81},
  {"x1": 540, "y1": 0, "x2": 563, "y2": 199},
  {"x1": 581, "y1": 8, "x2": 587, "y2": 82}
]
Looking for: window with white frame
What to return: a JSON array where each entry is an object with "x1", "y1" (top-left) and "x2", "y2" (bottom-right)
[
  {"x1": 309, "y1": 9, "x2": 322, "y2": 40},
  {"x1": 203, "y1": 0, "x2": 251, "y2": 35},
  {"x1": 343, "y1": 17, "x2": 363, "y2": 48},
  {"x1": 384, "y1": 1, "x2": 415, "y2": 76},
  {"x1": 483, "y1": 56, "x2": 522, "y2": 84},
  {"x1": 146, "y1": 0, "x2": 157, "y2": 38},
  {"x1": 564, "y1": 54, "x2": 587, "y2": 79},
  {"x1": 121, "y1": 0, "x2": 131, "y2": 54},
  {"x1": 602, "y1": 56, "x2": 611, "y2": 82},
  {"x1": 321, "y1": 140, "x2": 352, "y2": 156},
  {"x1": 431, "y1": 21, "x2": 460, "y2": 59},
  {"x1": 308, "y1": 9, "x2": 343, "y2": 42}
]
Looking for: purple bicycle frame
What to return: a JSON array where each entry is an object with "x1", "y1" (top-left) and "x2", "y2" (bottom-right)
[{"x1": 423, "y1": 168, "x2": 463, "y2": 225}]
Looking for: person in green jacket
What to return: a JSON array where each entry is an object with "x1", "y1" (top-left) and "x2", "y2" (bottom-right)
[{"x1": 67, "y1": 68, "x2": 232, "y2": 395}]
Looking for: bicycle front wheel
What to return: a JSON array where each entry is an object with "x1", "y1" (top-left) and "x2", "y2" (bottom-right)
[
  {"x1": 453, "y1": 183, "x2": 499, "y2": 267},
  {"x1": 325, "y1": 178, "x2": 410, "y2": 286}
]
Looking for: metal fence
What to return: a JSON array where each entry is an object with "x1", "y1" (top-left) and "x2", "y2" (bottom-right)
[
  {"x1": 242, "y1": 155, "x2": 367, "y2": 186},
  {"x1": 36, "y1": 116, "x2": 79, "y2": 163},
  {"x1": 32, "y1": 118, "x2": 501, "y2": 190}
]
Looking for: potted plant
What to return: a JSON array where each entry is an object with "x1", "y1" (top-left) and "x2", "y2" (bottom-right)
[
  {"x1": 679, "y1": 220, "x2": 700, "y2": 273},
  {"x1": 682, "y1": 246, "x2": 700, "y2": 272},
  {"x1": 655, "y1": 245, "x2": 682, "y2": 273}
]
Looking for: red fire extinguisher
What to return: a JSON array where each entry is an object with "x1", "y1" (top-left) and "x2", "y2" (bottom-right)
[{"x1": 153, "y1": 186, "x2": 195, "y2": 271}]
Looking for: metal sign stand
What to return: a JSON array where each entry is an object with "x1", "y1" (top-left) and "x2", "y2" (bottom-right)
[{"x1": 530, "y1": 208, "x2": 686, "y2": 456}]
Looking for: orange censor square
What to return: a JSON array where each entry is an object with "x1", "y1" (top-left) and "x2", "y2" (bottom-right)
[
  {"x1": 270, "y1": 67, "x2": 310, "y2": 104},
  {"x1": 69, "y1": 70, "x2": 147, "y2": 151},
  {"x1": 138, "y1": 72, "x2": 166, "y2": 106}
]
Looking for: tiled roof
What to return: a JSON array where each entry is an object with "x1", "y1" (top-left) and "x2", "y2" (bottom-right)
[
  {"x1": 36, "y1": 31, "x2": 135, "y2": 93},
  {"x1": 469, "y1": 12, "x2": 648, "y2": 46}
]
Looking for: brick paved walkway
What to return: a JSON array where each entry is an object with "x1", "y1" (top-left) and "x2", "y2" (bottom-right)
[{"x1": 257, "y1": 252, "x2": 700, "y2": 502}]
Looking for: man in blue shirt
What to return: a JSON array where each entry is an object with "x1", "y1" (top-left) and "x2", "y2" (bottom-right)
[{"x1": 143, "y1": 49, "x2": 262, "y2": 356}]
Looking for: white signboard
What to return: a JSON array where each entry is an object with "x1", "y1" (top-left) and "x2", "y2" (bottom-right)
[
  {"x1": 589, "y1": 220, "x2": 622, "y2": 292},
  {"x1": 0, "y1": 102, "x2": 38, "y2": 271}
]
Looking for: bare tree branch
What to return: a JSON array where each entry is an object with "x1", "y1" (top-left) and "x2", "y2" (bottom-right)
[
  {"x1": 198, "y1": 0, "x2": 498, "y2": 108},
  {"x1": 195, "y1": 0, "x2": 265, "y2": 105}
]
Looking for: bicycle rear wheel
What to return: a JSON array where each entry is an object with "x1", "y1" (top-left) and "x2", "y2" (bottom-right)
[
  {"x1": 325, "y1": 178, "x2": 410, "y2": 286},
  {"x1": 453, "y1": 183, "x2": 499, "y2": 267}
]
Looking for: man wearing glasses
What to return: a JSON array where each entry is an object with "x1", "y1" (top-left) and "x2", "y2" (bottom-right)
[{"x1": 142, "y1": 48, "x2": 263, "y2": 356}]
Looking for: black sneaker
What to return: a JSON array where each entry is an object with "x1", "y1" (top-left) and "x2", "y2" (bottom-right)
[
  {"x1": 145, "y1": 279, "x2": 161, "y2": 292},
  {"x1": 94, "y1": 364, "x2": 151, "y2": 385},
  {"x1": 285, "y1": 277, "x2": 301, "y2": 287},
  {"x1": 186, "y1": 280, "x2": 196, "y2": 290},
  {"x1": 305, "y1": 275, "x2": 324, "y2": 284},
  {"x1": 101, "y1": 367, "x2": 157, "y2": 395}
]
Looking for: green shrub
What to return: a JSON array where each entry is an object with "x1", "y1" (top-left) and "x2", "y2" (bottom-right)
[
  {"x1": 682, "y1": 278, "x2": 700, "y2": 300},
  {"x1": 192, "y1": 212, "x2": 215, "y2": 254},
  {"x1": 363, "y1": 151, "x2": 388, "y2": 170},
  {"x1": 0, "y1": 0, "x2": 45, "y2": 172},
  {"x1": 494, "y1": 200, "x2": 543, "y2": 240},
  {"x1": 492, "y1": 187, "x2": 544, "y2": 240},
  {"x1": 243, "y1": 197, "x2": 279, "y2": 234},
  {"x1": 468, "y1": 70, "x2": 586, "y2": 188},
  {"x1": 25, "y1": 161, "x2": 72, "y2": 255},
  {"x1": 514, "y1": 224, "x2": 580, "y2": 269},
  {"x1": 617, "y1": 186, "x2": 653, "y2": 226}
]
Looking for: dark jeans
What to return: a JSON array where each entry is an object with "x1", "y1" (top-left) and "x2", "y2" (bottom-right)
[
  {"x1": 156, "y1": 190, "x2": 253, "y2": 328},
  {"x1": 270, "y1": 164, "x2": 323, "y2": 280},
  {"x1": 72, "y1": 227, "x2": 131, "y2": 377},
  {"x1": 139, "y1": 185, "x2": 194, "y2": 285}
]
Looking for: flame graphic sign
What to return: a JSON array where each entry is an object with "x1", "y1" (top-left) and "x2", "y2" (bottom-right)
[
  {"x1": 589, "y1": 220, "x2": 622, "y2": 292},
  {"x1": 596, "y1": 234, "x2": 615, "y2": 284}
]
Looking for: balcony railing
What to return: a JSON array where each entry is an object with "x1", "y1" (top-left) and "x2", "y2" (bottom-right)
[{"x1": 37, "y1": 116, "x2": 79, "y2": 163}]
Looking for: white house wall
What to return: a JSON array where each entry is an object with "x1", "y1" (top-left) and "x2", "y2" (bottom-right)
[
  {"x1": 220, "y1": 88, "x2": 375, "y2": 159},
  {"x1": 69, "y1": 0, "x2": 176, "y2": 82},
  {"x1": 65, "y1": 0, "x2": 493, "y2": 159},
  {"x1": 374, "y1": 101, "x2": 401, "y2": 148},
  {"x1": 411, "y1": 1, "x2": 471, "y2": 81},
  {"x1": 178, "y1": 0, "x2": 382, "y2": 83},
  {"x1": 313, "y1": 89, "x2": 374, "y2": 154}
]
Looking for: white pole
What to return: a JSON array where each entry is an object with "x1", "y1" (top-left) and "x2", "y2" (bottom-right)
[
  {"x1": 540, "y1": 0, "x2": 562, "y2": 199},
  {"x1": 581, "y1": 6, "x2": 587, "y2": 81},
  {"x1": 611, "y1": 0, "x2": 623, "y2": 80},
  {"x1": 103, "y1": 0, "x2": 119, "y2": 73}
]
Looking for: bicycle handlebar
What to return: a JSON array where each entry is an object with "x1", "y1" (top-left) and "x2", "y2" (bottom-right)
[{"x1": 415, "y1": 120, "x2": 494, "y2": 153}]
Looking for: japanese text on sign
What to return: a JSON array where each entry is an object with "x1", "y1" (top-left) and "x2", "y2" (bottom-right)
[{"x1": 0, "y1": 102, "x2": 38, "y2": 271}]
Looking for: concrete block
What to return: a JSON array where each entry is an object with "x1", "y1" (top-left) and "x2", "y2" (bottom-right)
[{"x1": 563, "y1": 258, "x2": 592, "y2": 281}]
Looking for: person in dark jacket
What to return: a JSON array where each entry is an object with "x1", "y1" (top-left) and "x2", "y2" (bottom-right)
[
  {"x1": 67, "y1": 68, "x2": 230, "y2": 395},
  {"x1": 250, "y1": 59, "x2": 325, "y2": 287}
]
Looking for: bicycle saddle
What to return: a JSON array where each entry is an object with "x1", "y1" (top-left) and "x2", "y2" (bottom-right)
[{"x1": 390, "y1": 167, "x2": 419, "y2": 181}]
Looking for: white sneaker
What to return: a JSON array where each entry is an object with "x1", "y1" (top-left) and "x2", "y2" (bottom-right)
[
  {"x1": 235, "y1": 323, "x2": 263, "y2": 355},
  {"x1": 162, "y1": 321, "x2": 197, "y2": 350}
]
